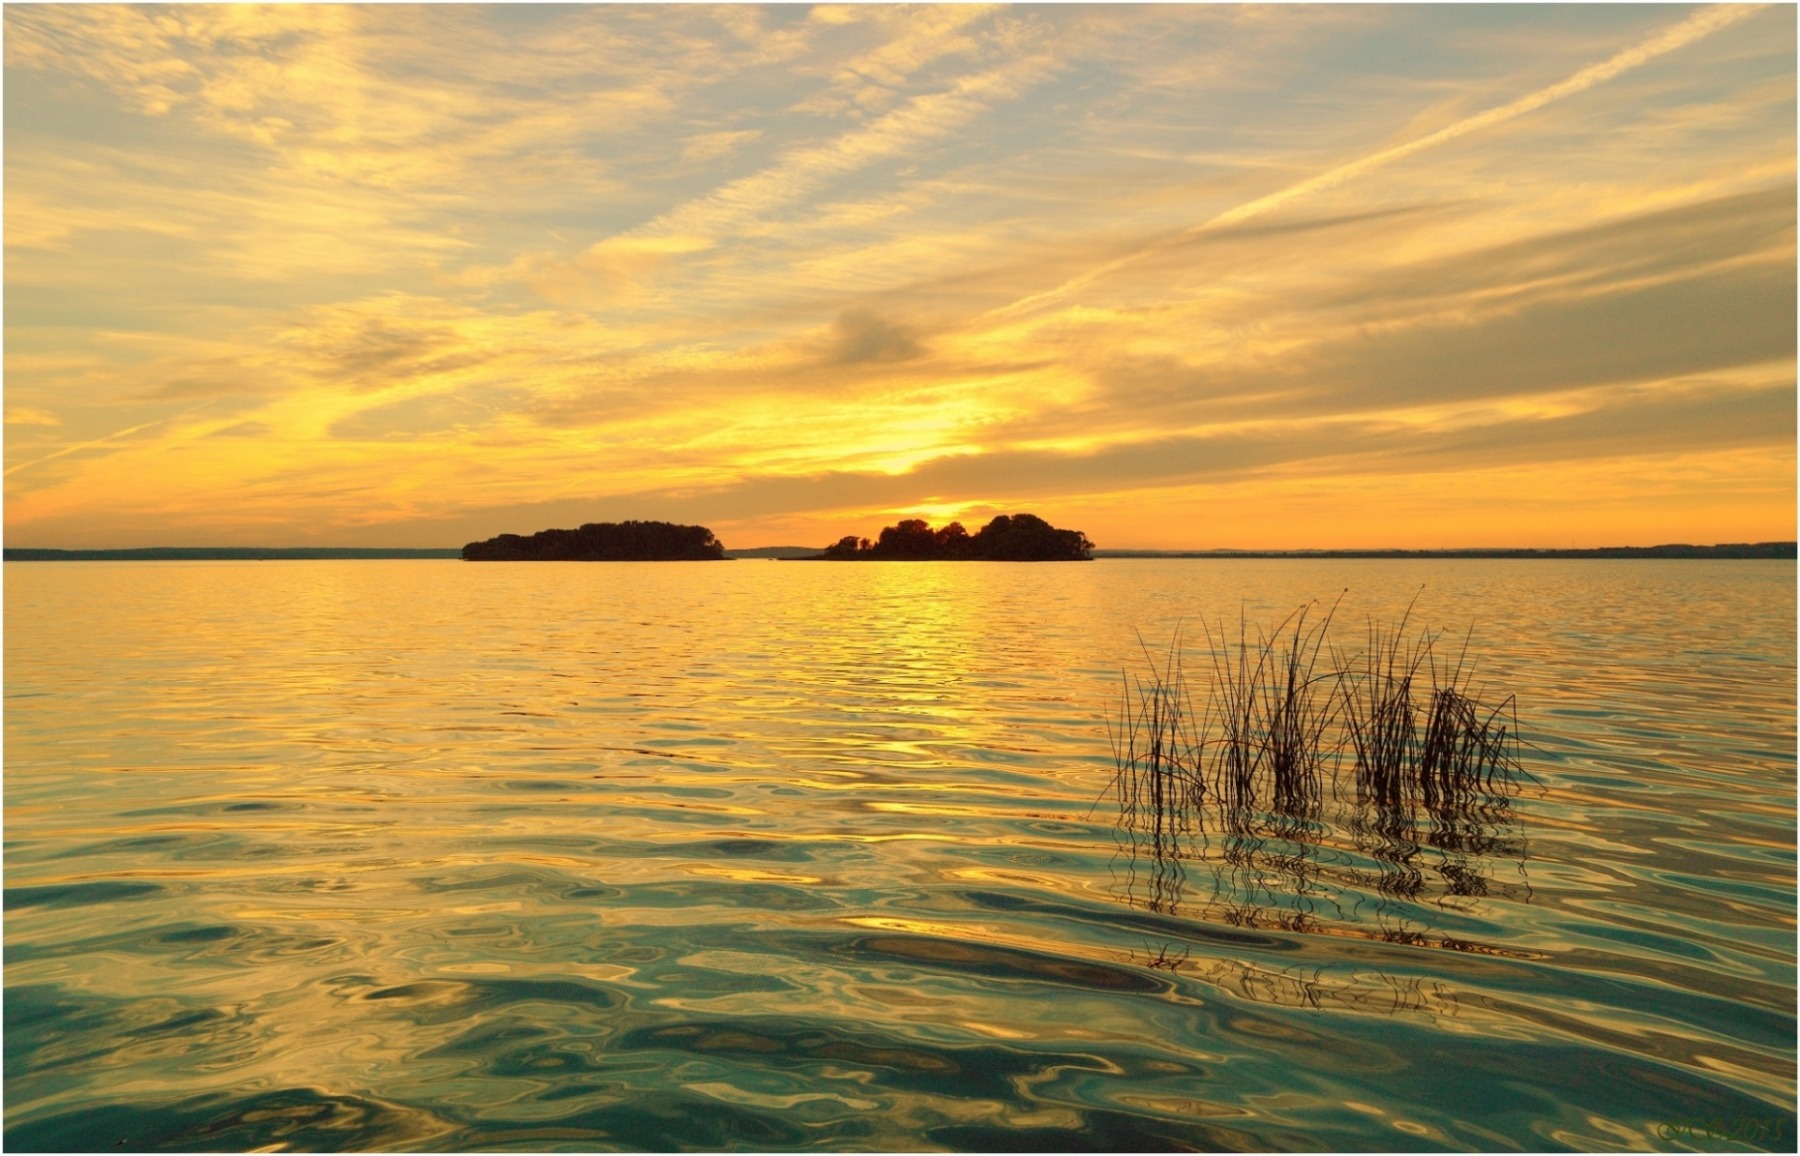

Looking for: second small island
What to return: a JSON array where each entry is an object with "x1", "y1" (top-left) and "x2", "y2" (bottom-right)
[{"x1": 810, "y1": 513, "x2": 1093, "y2": 561}]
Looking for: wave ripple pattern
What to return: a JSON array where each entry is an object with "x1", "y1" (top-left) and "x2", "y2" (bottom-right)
[{"x1": 4, "y1": 559, "x2": 1794, "y2": 1151}]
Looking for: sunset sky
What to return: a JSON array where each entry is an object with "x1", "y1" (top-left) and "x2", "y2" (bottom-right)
[{"x1": 5, "y1": 3, "x2": 1794, "y2": 550}]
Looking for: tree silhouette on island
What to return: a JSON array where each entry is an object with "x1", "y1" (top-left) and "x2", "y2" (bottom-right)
[
  {"x1": 813, "y1": 513, "x2": 1093, "y2": 561},
  {"x1": 462, "y1": 521, "x2": 726, "y2": 561}
]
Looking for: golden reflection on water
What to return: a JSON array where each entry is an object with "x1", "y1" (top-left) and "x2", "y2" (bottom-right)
[{"x1": 5, "y1": 559, "x2": 1795, "y2": 1150}]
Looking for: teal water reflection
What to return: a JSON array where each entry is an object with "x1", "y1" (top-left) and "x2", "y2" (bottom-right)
[{"x1": 5, "y1": 560, "x2": 1794, "y2": 1150}]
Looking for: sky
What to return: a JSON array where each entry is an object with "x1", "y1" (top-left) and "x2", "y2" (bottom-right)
[{"x1": 4, "y1": 2, "x2": 1794, "y2": 551}]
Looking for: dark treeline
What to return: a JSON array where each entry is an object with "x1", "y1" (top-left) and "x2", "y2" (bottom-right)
[
  {"x1": 462, "y1": 521, "x2": 726, "y2": 561},
  {"x1": 815, "y1": 513, "x2": 1093, "y2": 561},
  {"x1": 14, "y1": 540, "x2": 1788, "y2": 563}
]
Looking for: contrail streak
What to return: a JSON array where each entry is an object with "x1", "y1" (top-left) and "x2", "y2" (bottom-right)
[
  {"x1": 5, "y1": 415, "x2": 179, "y2": 477},
  {"x1": 990, "y1": 4, "x2": 1760, "y2": 320}
]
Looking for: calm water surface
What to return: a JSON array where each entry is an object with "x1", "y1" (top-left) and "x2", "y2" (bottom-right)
[{"x1": 5, "y1": 560, "x2": 1794, "y2": 1151}]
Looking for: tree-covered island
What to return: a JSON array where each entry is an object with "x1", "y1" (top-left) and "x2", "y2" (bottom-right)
[
  {"x1": 812, "y1": 513, "x2": 1093, "y2": 561},
  {"x1": 462, "y1": 521, "x2": 726, "y2": 561}
]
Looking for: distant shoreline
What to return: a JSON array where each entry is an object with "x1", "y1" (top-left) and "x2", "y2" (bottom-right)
[
  {"x1": 1092, "y1": 543, "x2": 1797, "y2": 560},
  {"x1": 4, "y1": 542, "x2": 1793, "y2": 562}
]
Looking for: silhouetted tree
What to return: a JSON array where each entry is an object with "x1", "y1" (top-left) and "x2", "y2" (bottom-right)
[
  {"x1": 876, "y1": 518, "x2": 938, "y2": 558},
  {"x1": 935, "y1": 521, "x2": 972, "y2": 557}
]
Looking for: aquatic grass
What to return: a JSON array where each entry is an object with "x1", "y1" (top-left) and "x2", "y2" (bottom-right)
[
  {"x1": 1335, "y1": 606, "x2": 1532, "y2": 821},
  {"x1": 1099, "y1": 632, "x2": 1206, "y2": 911},
  {"x1": 1105, "y1": 594, "x2": 1534, "y2": 937}
]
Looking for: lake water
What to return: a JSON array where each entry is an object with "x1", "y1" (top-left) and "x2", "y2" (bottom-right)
[{"x1": 4, "y1": 559, "x2": 1794, "y2": 1152}]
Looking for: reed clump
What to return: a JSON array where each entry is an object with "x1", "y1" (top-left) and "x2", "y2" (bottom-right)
[
  {"x1": 1104, "y1": 595, "x2": 1532, "y2": 927},
  {"x1": 1335, "y1": 605, "x2": 1529, "y2": 848},
  {"x1": 1203, "y1": 600, "x2": 1341, "y2": 821}
]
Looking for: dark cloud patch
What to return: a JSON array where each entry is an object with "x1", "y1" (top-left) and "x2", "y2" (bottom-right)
[
  {"x1": 297, "y1": 319, "x2": 496, "y2": 393},
  {"x1": 830, "y1": 309, "x2": 922, "y2": 364},
  {"x1": 322, "y1": 320, "x2": 440, "y2": 377}
]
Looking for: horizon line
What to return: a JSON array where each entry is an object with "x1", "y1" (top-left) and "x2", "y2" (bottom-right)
[{"x1": 5, "y1": 541, "x2": 1795, "y2": 558}]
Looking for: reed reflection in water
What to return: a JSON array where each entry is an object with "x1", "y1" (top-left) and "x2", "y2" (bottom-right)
[{"x1": 5, "y1": 559, "x2": 1794, "y2": 1151}]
